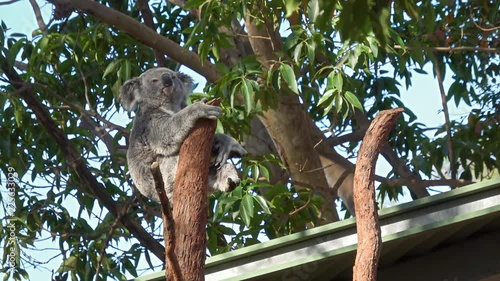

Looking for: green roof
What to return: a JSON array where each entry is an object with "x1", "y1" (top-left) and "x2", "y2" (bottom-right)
[{"x1": 133, "y1": 177, "x2": 500, "y2": 281}]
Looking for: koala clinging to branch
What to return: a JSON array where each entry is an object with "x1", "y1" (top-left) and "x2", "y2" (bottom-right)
[{"x1": 120, "y1": 67, "x2": 247, "y2": 203}]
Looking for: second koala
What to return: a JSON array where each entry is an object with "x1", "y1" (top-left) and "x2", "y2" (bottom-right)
[{"x1": 120, "y1": 67, "x2": 247, "y2": 202}]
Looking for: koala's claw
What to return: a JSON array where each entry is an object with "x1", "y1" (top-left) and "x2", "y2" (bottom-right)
[{"x1": 192, "y1": 102, "x2": 222, "y2": 120}]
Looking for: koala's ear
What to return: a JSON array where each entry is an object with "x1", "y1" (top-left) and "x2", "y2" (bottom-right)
[
  {"x1": 177, "y1": 72, "x2": 195, "y2": 92},
  {"x1": 119, "y1": 77, "x2": 141, "y2": 111}
]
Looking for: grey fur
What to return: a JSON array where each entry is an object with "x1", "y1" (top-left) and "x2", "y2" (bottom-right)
[{"x1": 120, "y1": 67, "x2": 247, "y2": 202}]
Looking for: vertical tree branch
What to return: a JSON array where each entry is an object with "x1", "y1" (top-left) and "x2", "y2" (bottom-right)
[
  {"x1": 151, "y1": 162, "x2": 183, "y2": 281},
  {"x1": 433, "y1": 58, "x2": 456, "y2": 179},
  {"x1": 28, "y1": 0, "x2": 48, "y2": 34},
  {"x1": 168, "y1": 99, "x2": 220, "y2": 281},
  {"x1": 353, "y1": 108, "x2": 404, "y2": 281}
]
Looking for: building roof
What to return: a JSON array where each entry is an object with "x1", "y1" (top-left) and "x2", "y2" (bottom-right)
[{"x1": 133, "y1": 178, "x2": 500, "y2": 281}]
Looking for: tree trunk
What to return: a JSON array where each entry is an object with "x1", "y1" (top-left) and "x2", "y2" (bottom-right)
[
  {"x1": 353, "y1": 108, "x2": 404, "y2": 281},
  {"x1": 167, "y1": 100, "x2": 220, "y2": 281}
]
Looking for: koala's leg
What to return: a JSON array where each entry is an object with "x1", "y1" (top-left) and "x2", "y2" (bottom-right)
[
  {"x1": 158, "y1": 156, "x2": 178, "y2": 203},
  {"x1": 207, "y1": 163, "x2": 241, "y2": 194},
  {"x1": 127, "y1": 150, "x2": 159, "y2": 201}
]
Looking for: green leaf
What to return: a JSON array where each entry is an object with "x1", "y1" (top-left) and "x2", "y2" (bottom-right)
[
  {"x1": 284, "y1": 0, "x2": 301, "y2": 17},
  {"x1": 447, "y1": 81, "x2": 468, "y2": 106},
  {"x1": 103, "y1": 60, "x2": 118, "y2": 78},
  {"x1": 198, "y1": 39, "x2": 211, "y2": 62},
  {"x1": 251, "y1": 164, "x2": 260, "y2": 180},
  {"x1": 8, "y1": 39, "x2": 26, "y2": 64},
  {"x1": 389, "y1": 29, "x2": 405, "y2": 49},
  {"x1": 231, "y1": 185, "x2": 243, "y2": 198},
  {"x1": 293, "y1": 42, "x2": 303, "y2": 63},
  {"x1": 306, "y1": 43, "x2": 315, "y2": 65},
  {"x1": 413, "y1": 68, "x2": 427, "y2": 75},
  {"x1": 318, "y1": 89, "x2": 335, "y2": 107},
  {"x1": 241, "y1": 79, "x2": 254, "y2": 114},
  {"x1": 57, "y1": 256, "x2": 78, "y2": 273},
  {"x1": 367, "y1": 36, "x2": 379, "y2": 58},
  {"x1": 328, "y1": 71, "x2": 343, "y2": 91},
  {"x1": 283, "y1": 29, "x2": 303, "y2": 51},
  {"x1": 396, "y1": 0, "x2": 419, "y2": 20},
  {"x1": 259, "y1": 164, "x2": 270, "y2": 181},
  {"x1": 184, "y1": 0, "x2": 207, "y2": 9},
  {"x1": 120, "y1": 59, "x2": 132, "y2": 82},
  {"x1": 253, "y1": 195, "x2": 271, "y2": 214},
  {"x1": 38, "y1": 36, "x2": 49, "y2": 50},
  {"x1": 279, "y1": 64, "x2": 298, "y2": 94},
  {"x1": 344, "y1": 91, "x2": 363, "y2": 110},
  {"x1": 411, "y1": 49, "x2": 425, "y2": 68},
  {"x1": 308, "y1": 0, "x2": 320, "y2": 23},
  {"x1": 348, "y1": 46, "x2": 361, "y2": 68},
  {"x1": 212, "y1": 41, "x2": 220, "y2": 61},
  {"x1": 240, "y1": 195, "x2": 254, "y2": 227}
]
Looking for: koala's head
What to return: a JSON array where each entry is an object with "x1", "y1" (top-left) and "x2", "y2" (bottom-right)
[
  {"x1": 119, "y1": 67, "x2": 194, "y2": 112},
  {"x1": 208, "y1": 163, "x2": 241, "y2": 194}
]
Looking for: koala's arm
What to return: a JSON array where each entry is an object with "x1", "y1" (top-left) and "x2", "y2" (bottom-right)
[
  {"x1": 148, "y1": 102, "x2": 222, "y2": 156},
  {"x1": 212, "y1": 134, "x2": 247, "y2": 167}
]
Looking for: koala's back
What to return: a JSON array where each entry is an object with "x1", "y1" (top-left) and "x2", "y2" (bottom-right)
[
  {"x1": 127, "y1": 108, "x2": 180, "y2": 201},
  {"x1": 127, "y1": 143, "x2": 158, "y2": 200},
  {"x1": 127, "y1": 110, "x2": 160, "y2": 199}
]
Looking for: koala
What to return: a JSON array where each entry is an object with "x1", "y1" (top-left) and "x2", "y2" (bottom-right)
[{"x1": 119, "y1": 67, "x2": 247, "y2": 203}]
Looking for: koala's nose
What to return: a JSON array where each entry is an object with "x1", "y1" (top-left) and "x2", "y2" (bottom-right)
[
  {"x1": 227, "y1": 178, "x2": 240, "y2": 191},
  {"x1": 161, "y1": 73, "x2": 173, "y2": 87}
]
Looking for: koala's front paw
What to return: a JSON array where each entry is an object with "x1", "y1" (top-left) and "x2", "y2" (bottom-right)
[
  {"x1": 213, "y1": 134, "x2": 247, "y2": 168},
  {"x1": 191, "y1": 101, "x2": 222, "y2": 120}
]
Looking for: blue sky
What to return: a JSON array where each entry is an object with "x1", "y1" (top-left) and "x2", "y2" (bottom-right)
[{"x1": 0, "y1": 1, "x2": 472, "y2": 279}]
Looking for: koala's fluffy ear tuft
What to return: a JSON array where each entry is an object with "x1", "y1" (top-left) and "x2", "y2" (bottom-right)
[
  {"x1": 178, "y1": 72, "x2": 195, "y2": 92},
  {"x1": 119, "y1": 77, "x2": 141, "y2": 111}
]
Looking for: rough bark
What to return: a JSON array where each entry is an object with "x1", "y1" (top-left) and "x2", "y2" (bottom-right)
[
  {"x1": 167, "y1": 100, "x2": 219, "y2": 281},
  {"x1": 245, "y1": 13, "x2": 353, "y2": 222},
  {"x1": 151, "y1": 162, "x2": 182, "y2": 281},
  {"x1": 353, "y1": 110, "x2": 430, "y2": 199},
  {"x1": 353, "y1": 108, "x2": 404, "y2": 281}
]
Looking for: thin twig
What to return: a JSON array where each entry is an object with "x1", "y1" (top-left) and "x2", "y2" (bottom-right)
[
  {"x1": 0, "y1": 0, "x2": 19, "y2": 5},
  {"x1": 470, "y1": 13, "x2": 500, "y2": 32},
  {"x1": 28, "y1": 82, "x2": 127, "y2": 134},
  {"x1": 94, "y1": 196, "x2": 135, "y2": 281},
  {"x1": 374, "y1": 175, "x2": 473, "y2": 188},
  {"x1": 394, "y1": 45, "x2": 499, "y2": 53},
  {"x1": 289, "y1": 192, "x2": 312, "y2": 216},
  {"x1": 137, "y1": 0, "x2": 168, "y2": 67},
  {"x1": 433, "y1": 58, "x2": 456, "y2": 179},
  {"x1": 151, "y1": 162, "x2": 183, "y2": 281}
]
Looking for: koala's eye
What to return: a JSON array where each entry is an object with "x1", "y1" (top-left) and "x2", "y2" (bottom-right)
[{"x1": 151, "y1": 78, "x2": 159, "y2": 83}]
